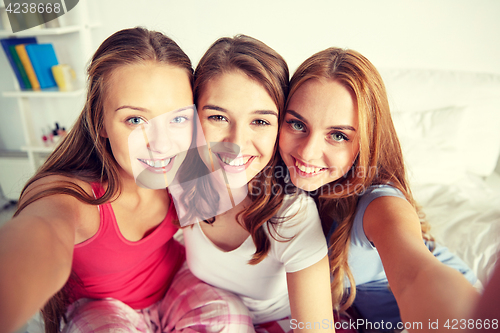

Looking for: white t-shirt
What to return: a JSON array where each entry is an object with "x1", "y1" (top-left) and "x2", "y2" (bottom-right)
[{"x1": 183, "y1": 191, "x2": 328, "y2": 324}]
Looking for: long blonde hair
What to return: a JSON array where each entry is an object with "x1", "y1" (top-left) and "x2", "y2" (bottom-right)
[
  {"x1": 14, "y1": 27, "x2": 193, "y2": 333},
  {"x1": 288, "y1": 47, "x2": 430, "y2": 311}
]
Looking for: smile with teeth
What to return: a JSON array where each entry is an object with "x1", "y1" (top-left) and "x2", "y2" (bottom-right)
[
  {"x1": 218, "y1": 154, "x2": 252, "y2": 167},
  {"x1": 295, "y1": 159, "x2": 326, "y2": 174},
  {"x1": 138, "y1": 157, "x2": 172, "y2": 168}
]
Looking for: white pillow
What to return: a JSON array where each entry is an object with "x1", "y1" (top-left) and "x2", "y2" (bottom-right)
[
  {"x1": 458, "y1": 99, "x2": 500, "y2": 176},
  {"x1": 381, "y1": 69, "x2": 500, "y2": 112},
  {"x1": 391, "y1": 106, "x2": 466, "y2": 185},
  {"x1": 382, "y1": 69, "x2": 500, "y2": 177}
]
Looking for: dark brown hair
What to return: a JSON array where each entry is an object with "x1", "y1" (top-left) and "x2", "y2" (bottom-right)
[
  {"x1": 14, "y1": 27, "x2": 193, "y2": 333},
  {"x1": 190, "y1": 35, "x2": 290, "y2": 264},
  {"x1": 288, "y1": 47, "x2": 430, "y2": 311}
]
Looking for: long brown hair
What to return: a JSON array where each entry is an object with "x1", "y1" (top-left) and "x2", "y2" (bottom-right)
[
  {"x1": 192, "y1": 35, "x2": 290, "y2": 264},
  {"x1": 14, "y1": 27, "x2": 193, "y2": 333},
  {"x1": 288, "y1": 47, "x2": 430, "y2": 311}
]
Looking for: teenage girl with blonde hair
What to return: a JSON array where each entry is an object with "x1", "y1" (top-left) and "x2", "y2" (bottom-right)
[
  {"x1": 279, "y1": 47, "x2": 478, "y2": 331},
  {"x1": 0, "y1": 27, "x2": 253, "y2": 333}
]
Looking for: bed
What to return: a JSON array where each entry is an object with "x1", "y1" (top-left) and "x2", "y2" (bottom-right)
[{"x1": 380, "y1": 68, "x2": 500, "y2": 286}]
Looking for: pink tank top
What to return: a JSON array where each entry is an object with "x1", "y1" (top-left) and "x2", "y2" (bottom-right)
[{"x1": 70, "y1": 183, "x2": 185, "y2": 309}]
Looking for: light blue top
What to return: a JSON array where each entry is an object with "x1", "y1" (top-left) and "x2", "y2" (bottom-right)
[{"x1": 327, "y1": 185, "x2": 476, "y2": 329}]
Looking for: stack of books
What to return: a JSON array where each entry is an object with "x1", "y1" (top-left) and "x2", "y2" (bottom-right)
[{"x1": 1, "y1": 37, "x2": 63, "y2": 91}]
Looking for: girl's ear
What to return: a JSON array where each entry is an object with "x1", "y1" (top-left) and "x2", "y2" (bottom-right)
[{"x1": 100, "y1": 126, "x2": 108, "y2": 138}]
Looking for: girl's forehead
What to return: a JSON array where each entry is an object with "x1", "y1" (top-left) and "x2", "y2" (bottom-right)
[
  {"x1": 102, "y1": 64, "x2": 193, "y2": 119},
  {"x1": 288, "y1": 79, "x2": 357, "y2": 124}
]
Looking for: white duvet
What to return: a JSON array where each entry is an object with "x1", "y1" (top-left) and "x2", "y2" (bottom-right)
[{"x1": 412, "y1": 174, "x2": 500, "y2": 285}]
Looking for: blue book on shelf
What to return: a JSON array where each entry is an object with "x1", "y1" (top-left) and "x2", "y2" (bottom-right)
[
  {"x1": 0, "y1": 37, "x2": 38, "y2": 90},
  {"x1": 25, "y1": 43, "x2": 59, "y2": 89}
]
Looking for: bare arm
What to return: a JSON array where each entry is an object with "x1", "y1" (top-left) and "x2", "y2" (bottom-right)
[
  {"x1": 287, "y1": 255, "x2": 335, "y2": 333},
  {"x1": 364, "y1": 196, "x2": 479, "y2": 332},
  {"x1": 468, "y1": 258, "x2": 500, "y2": 332},
  {"x1": 0, "y1": 178, "x2": 84, "y2": 333}
]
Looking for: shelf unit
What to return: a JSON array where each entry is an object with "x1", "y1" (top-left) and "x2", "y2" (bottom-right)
[{"x1": 0, "y1": 0, "x2": 96, "y2": 173}]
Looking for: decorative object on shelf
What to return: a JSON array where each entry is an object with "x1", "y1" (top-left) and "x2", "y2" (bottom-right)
[
  {"x1": 52, "y1": 63, "x2": 75, "y2": 91},
  {"x1": 42, "y1": 122, "x2": 67, "y2": 146},
  {"x1": 0, "y1": 36, "x2": 37, "y2": 89}
]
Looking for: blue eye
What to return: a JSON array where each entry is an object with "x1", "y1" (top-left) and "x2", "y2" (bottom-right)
[
  {"x1": 286, "y1": 119, "x2": 305, "y2": 132},
  {"x1": 171, "y1": 116, "x2": 188, "y2": 124},
  {"x1": 126, "y1": 117, "x2": 145, "y2": 125},
  {"x1": 330, "y1": 132, "x2": 348, "y2": 142}
]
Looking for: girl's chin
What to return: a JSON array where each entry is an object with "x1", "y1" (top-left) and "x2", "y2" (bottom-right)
[
  {"x1": 290, "y1": 176, "x2": 324, "y2": 192},
  {"x1": 216, "y1": 172, "x2": 250, "y2": 190}
]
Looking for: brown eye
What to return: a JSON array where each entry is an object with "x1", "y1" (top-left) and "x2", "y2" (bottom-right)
[
  {"x1": 252, "y1": 119, "x2": 270, "y2": 126},
  {"x1": 208, "y1": 115, "x2": 227, "y2": 122}
]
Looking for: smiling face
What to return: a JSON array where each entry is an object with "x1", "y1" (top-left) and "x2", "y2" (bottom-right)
[
  {"x1": 102, "y1": 62, "x2": 194, "y2": 189},
  {"x1": 197, "y1": 71, "x2": 279, "y2": 188},
  {"x1": 279, "y1": 78, "x2": 360, "y2": 191}
]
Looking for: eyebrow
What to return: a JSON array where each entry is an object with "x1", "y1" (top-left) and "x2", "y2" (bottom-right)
[
  {"x1": 286, "y1": 109, "x2": 356, "y2": 132},
  {"x1": 115, "y1": 105, "x2": 194, "y2": 113},
  {"x1": 202, "y1": 104, "x2": 278, "y2": 118},
  {"x1": 328, "y1": 125, "x2": 356, "y2": 132},
  {"x1": 115, "y1": 105, "x2": 148, "y2": 112}
]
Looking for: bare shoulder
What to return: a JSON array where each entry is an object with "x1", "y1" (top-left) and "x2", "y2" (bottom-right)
[
  {"x1": 363, "y1": 195, "x2": 422, "y2": 245},
  {"x1": 21, "y1": 174, "x2": 93, "y2": 201},
  {"x1": 17, "y1": 175, "x2": 98, "y2": 236}
]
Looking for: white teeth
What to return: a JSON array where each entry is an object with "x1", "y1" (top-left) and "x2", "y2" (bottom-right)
[
  {"x1": 295, "y1": 160, "x2": 323, "y2": 174},
  {"x1": 140, "y1": 158, "x2": 171, "y2": 168},
  {"x1": 219, "y1": 155, "x2": 250, "y2": 166}
]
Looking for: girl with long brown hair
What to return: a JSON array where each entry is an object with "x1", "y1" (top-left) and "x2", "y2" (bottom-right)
[
  {"x1": 180, "y1": 35, "x2": 335, "y2": 333},
  {"x1": 279, "y1": 47, "x2": 478, "y2": 331},
  {"x1": 0, "y1": 27, "x2": 254, "y2": 333}
]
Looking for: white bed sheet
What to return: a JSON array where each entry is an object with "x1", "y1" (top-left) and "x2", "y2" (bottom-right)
[{"x1": 412, "y1": 173, "x2": 500, "y2": 285}]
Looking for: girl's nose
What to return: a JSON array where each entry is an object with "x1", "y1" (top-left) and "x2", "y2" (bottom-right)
[
  {"x1": 225, "y1": 122, "x2": 248, "y2": 150},
  {"x1": 144, "y1": 122, "x2": 173, "y2": 154},
  {"x1": 296, "y1": 133, "x2": 322, "y2": 162}
]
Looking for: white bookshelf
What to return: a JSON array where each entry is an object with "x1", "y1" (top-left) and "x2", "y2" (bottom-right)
[
  {"x1": 0, "y1": 0, "x2": 95, "y2": 173},
  {"x1": 2, "y1": 86, "x2": 85, "y2": 98},
  {"x1": 0, "y1": 25, "x2": 81, "y2": 37}
]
